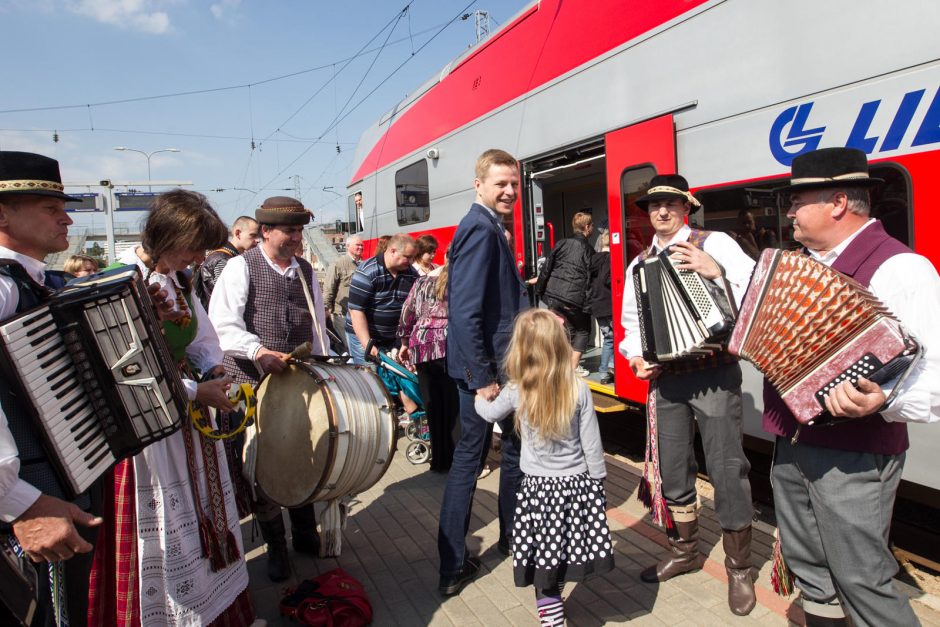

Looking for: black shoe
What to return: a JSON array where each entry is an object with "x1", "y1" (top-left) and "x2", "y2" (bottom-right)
[
  {"x1": 438, "y1": 557, "x2": 481, "y2": 596},
  {"x1": 600, "y1": 372, "x2": 614, "y2": 385},
  {"x1": 496, "y1": 538, "x2": 511, "y2": 557}
]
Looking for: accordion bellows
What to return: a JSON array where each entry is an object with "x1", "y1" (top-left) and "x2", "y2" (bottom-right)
[{"x1": 729, "y1": 249, "x2": 921, "y2": 425}]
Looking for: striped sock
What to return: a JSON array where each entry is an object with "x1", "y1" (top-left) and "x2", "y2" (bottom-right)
[{"x1": 536, "y1": 596, "x2": 565, "y2": 626}]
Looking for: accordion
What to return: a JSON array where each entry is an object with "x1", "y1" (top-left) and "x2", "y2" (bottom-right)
[
  {"x1": 0, "y1": 265, "x2": 189, "y2": 499},
  {"x1": 633, "y1": 246, "x2": 737, "y2": 362},
  {"x1": 729, "y1": 249, "x2": 922, "y2": 425}
]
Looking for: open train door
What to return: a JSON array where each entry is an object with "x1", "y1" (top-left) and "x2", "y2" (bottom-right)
[{"x1": 605, "y1": 114, "x2": 676, "y2": 405}]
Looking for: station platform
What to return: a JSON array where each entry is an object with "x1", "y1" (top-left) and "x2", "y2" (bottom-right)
[{"x1": 244, "y1": 437, "x2": 940, "y2": 626}]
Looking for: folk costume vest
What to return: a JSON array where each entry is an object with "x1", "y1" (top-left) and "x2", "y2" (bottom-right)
[
  {"x1": 223, "y1": 246, "x2": 315, "y2": 386},
  {"x1": 638, "y1": 228, "x2": 738, "y2": 374},
  {"x1": 762, "y1": 221, "x2": 910, "y2": 455},
  {"x1": 0, "y1": 261, "x2": 89, "y2": 506}
]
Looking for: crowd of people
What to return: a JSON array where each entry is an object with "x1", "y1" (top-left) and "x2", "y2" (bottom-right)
[{"x1": 0, "y1": 144, "x2": 938, "y2": 627}]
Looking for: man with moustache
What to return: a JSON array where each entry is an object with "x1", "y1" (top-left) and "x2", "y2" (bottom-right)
[
  {"x1": 766, "y1": 148, "x2": 940, "y2": 626},
  {"x1": 0, "y1": 151, "x2": 103, "y2": 626},
  {"x1": 437, "y1": 148, "x2": 528, "y2": 596},
  {"x1": 620, "y1": 174, "x2": 758, "y2": 615},
  {"x1": 209, "y1": 196, "x2": 329, "y2": 582}
]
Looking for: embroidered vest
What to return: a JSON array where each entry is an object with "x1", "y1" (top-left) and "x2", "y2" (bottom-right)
[
  {"x1": 0, "y1": 260, "x2": 90, "y2": 507},
  {"x1": 639, "y1": 229, "x2": 738, "y2": 375},
  {"x1": 222, "y1": 247, "x2": 314, "y2": 386},
  {"x1": 762, "y1": 221, "x2": 911, "y2": 454}
]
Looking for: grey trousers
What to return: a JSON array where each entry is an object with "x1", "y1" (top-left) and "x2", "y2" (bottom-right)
[
  {"x1": 772, "y1": 437, "x2": 919, "y2": 627},
  {"x1": 655, "y1": 362, "x2": 754, "y2": 531}
]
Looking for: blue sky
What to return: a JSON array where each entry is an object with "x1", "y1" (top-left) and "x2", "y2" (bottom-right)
[{"x1": 0, "y1": 0, "x2": 528, "y2": 226}]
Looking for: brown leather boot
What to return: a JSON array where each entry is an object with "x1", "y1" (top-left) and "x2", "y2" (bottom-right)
[
  {"x1": 723, "y1": 526, "x2": 756, "y2": 616},
  {"x1": 640, "y1": 518, "x2": 707, "y2": 583}
]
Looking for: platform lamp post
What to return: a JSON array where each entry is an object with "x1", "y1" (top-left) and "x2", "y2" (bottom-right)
[{"x1": 113, "y1": 147, "x2": 180, "y2": 191}]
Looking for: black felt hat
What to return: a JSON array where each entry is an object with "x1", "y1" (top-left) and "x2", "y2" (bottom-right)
[
  {"x1": 782, "y1": 147, "x2": 883, "y2": 193},
  {"x1": 0, "y1": 151, "x2": 80, "y2": 202},
  {"x1": 255, "y1": 196, "x2": 311, "y2": 226},
  {"x1": 635, "y1": 174, "x2": 702, "y2": 214}
]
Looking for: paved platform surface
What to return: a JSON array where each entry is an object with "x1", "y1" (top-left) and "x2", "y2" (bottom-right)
[{"x1": 243, "y1": 437, "x2": 940, "y2": 626}]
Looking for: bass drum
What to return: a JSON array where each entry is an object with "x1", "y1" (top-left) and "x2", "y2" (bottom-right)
[{"x1": 253, "y1": 361, "x2": 396, "y2": 508}]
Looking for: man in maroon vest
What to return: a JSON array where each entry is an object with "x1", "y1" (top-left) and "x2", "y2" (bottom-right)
[
  {"x1": 209, "y1": 196, "x2": 330, "y2": 582},
  {"x1": 620, "y1": 174, "x2": 758, "y2": 615},
  {"x1": 767, "y1": 147, "x2": 940, "y2": 626}
]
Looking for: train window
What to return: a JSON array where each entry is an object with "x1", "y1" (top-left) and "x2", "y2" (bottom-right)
[
  {"x1": 395, "y1": 160, "x2": 430, "y2": 226},
  {"x1": 620, "y1": 165, "x2": 656, "y2": 264},
  {"x1": 697, "y1": 162, "x2": 912, "y2": 255},
  {"x1": 348, "y1": 190, "x2": 363, "y2": 232}
]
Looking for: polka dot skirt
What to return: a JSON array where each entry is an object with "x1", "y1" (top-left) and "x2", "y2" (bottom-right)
[{"x1": 511, "y1": 472, "x2": 615, "y2": 589}]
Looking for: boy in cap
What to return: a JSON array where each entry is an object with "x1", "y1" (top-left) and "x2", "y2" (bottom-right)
[
  {"x1": 210, "y1": 196, "x2": 329, "y2": 581},
  {"x1": 767, "y1": 147, "x2": 940, "y2": 626},
  {"x1": 620, "y1": 174, "x2": 758, "y2": 615}
]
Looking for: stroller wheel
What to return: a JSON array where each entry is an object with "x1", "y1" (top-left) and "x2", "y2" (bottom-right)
[
  {"x1": 406, "y1": 421, "x2": 419, "y2": 441},
  {"x1": 405, "y1": 440, "x2": 431, "y2": 465}
]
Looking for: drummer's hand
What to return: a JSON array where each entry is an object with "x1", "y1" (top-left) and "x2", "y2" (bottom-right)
[
  {"x1": 197, "y1": 376, "x2": 234, "y2": 412},
  {"x1": 824, "y1": 377, "x2": 886, "y2": 419},
  {"x1": 146, "y1": 282, "x2": 183, "y2": 323},
  {"x1": 630, "y1": 356, "x2": 661, "y2": 381},
  {"x1": 257, "y1": 348, "x2": 289, "y2": 374},
  {"x1": 478, "y1": 382, "x2": 500, "y2": 401},
  {"x1": 671, "y1": 241, "x2": 722, "y2": 280},
  {"x1": 206, "y1": 364, "x2": 227, "y2": 379}
]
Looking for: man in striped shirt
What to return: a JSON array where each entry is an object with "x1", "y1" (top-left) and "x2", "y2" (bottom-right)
[{"x1": 346, "y1": 233, "x2": 418, "y2": 364}]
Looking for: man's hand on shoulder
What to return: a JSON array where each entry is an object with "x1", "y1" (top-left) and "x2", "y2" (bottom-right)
[
  {"x1": 824, "y1": 377, "x2": 886, "y2": 419},
  {"x1": 257, "y1": 347, "x2": 289, "y2": 374},
  {"x1": 13, "y1": 495, "x2": 103, "y2": 563},
  {"x1": 670, "y1": 241, "x2": 721, "y2": 280},
  {"x1": 629, "y1": 356, "x2": 661, "y2": 381}
]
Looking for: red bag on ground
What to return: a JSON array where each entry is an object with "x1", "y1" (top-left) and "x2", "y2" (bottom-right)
[{"x1": 279, "y1": 568, "x2": 373, "y2": 626}]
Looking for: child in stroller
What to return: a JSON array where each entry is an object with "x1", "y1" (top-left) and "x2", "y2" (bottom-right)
[{"x1": 367, "y1": 344, "x2": 431, "y2": 465}]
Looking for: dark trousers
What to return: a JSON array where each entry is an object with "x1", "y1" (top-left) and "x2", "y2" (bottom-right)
[
  {"x1": 437, "y1": 381, "x2": 522, "y2": 577},
  {"x1": 772, "y1": 438, "x2": 918, "y2": 626},
  {"x1": 417, "y1": 359, "x2": 459, "y2": 472},
  {"x1": 655, "y1": 362, "x2": 754, "y2": 531}
]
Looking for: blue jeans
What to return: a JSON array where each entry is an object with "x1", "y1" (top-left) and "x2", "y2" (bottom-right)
[
  {"x1": 597, "y1": 316, "x2": 614, "y2": 374},
  {"x1": 346, "y1": 330, "x2": 366, "y2": 365},
  {"x1": 437, "y1": 380, "x2": 522, "y2": 577}
]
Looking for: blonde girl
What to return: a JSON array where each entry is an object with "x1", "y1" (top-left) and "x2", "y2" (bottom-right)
[{"x1": 475, "y1": 308, "x2": 613, "y2": 627}]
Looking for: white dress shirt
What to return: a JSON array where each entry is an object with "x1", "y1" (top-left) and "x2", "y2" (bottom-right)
[
  {"x1": 807, "y1": 220, "x2": 940, "y2": 424},
  {"x1": 620, "y1": 225, "x2": 756, "y2": 361},
  {"x1": 0, "y1": 246, "x2": 45, "y2": 521},
  {"x1": 209, "y1": 247, "x2": 329, "y2": 360}
]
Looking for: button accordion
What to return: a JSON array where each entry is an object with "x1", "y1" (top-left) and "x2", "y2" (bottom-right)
[
  {"x1": 0, "y1": 265, "x2": 189, "y2": 499},
  {"x1": 728, "y1": 249, "x2": 922, "y2": 425},
  {"x1": 632, "y1": 246, "x2": 737, "y2": 362}
]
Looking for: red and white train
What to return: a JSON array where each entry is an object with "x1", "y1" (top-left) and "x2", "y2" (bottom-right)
[{"x1": 346, "y1": 0, "x2": 940, "y2": 556}]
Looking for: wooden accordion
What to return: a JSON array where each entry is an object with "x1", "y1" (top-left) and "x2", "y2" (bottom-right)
[
  {"x1": 633, "y1": 247, "x2": 737, "y2": 362},
  {"x1": 729, "y1": 249, "x2": 922, "y2": 425},
  {"x1": 0, "y1": 265, "x2": 189, "y2": 499}
]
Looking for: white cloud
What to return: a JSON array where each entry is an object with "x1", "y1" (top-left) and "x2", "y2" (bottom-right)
[
  {"x1": 210, "y1": 0, "x2": 239, "y2": 21},
  {"x1": 65, "y1": 0, "x2": 172, "y2": 34}
]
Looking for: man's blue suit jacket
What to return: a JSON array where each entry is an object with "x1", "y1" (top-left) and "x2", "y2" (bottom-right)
[{"x1": 446, "y1": 203, "x2": 528, "y2": 388}]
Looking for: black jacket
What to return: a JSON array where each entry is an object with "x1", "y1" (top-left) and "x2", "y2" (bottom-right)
[
  {"x1": 589, "y1": 251, "x2": 612, "y2": 318},
  {"x1": 536, "y1": 233, "x2": 595, "y2": 310}
]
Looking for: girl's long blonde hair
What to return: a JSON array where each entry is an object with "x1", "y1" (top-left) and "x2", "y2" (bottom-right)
[{"x1": 503, "y1": 308, "x2": 580, "y2": 442}]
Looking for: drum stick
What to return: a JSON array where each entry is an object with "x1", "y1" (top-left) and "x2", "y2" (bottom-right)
[{"x1": 288, "y1": 342, "x2": 313, "y2": 360}]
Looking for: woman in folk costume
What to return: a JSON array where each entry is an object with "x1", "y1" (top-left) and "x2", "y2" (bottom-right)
[{"x1": 89, "y1": 190, "x2": 256, "y2": 626}]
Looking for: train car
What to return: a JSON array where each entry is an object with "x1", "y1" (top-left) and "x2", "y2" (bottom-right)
[{"x1": 347, "y1": 0, "x2": 940, "y2": 563}]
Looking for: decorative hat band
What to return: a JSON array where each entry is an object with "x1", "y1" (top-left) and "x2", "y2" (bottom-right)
[
  {"x1": 789, "y1": 172, "x2": 870, "y2": 185},
  {"x1": 646, "y1": 185, "x2": 701, "y2": 207},
  {"x1": 262, "y1": 205, "x2": 309, "y2": 213},
  {"x1": 0, "y1": 179, "x2": 65, "y2": 192}
]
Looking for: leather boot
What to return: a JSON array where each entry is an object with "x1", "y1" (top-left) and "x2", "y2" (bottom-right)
[
  {"x1": 258, "y1": 515, "x2": 290, "y2": 582},
  {"x1": 641, "y1": 518, "x2": 707, "y2": 583},
  {"x1": 288, "y1": 504, "x2": 321, "y2": 556},
  {"x1": 722, "y1": 526, "x2": 756, "y2": 616}
]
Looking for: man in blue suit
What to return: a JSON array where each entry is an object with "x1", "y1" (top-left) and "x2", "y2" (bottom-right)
[{"x1": 438, "y1": 148, "x2": 528, "y2": 596}]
